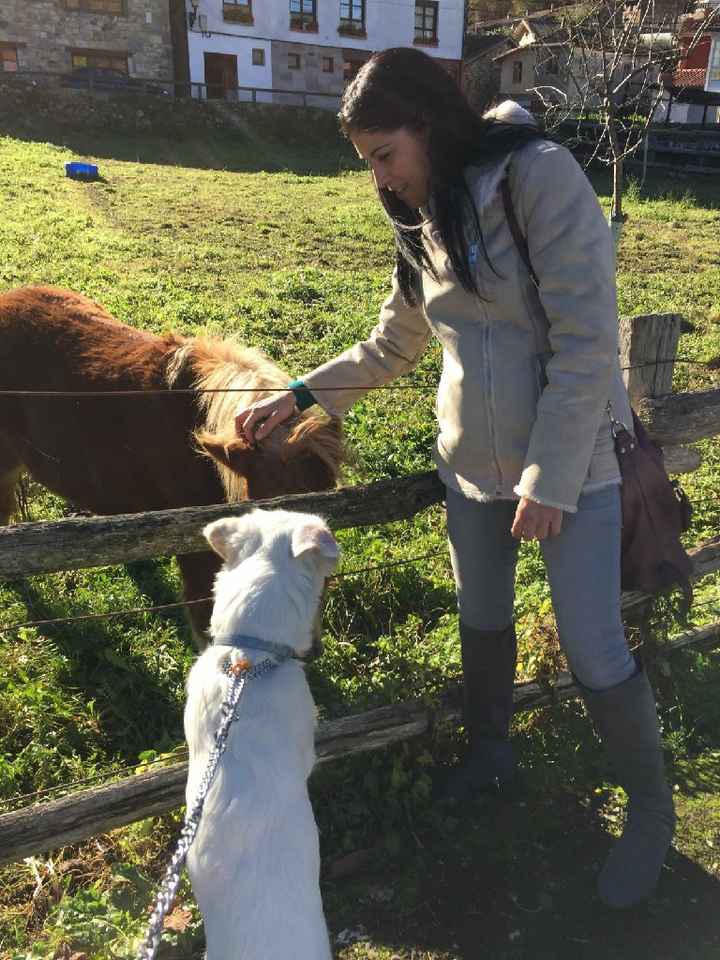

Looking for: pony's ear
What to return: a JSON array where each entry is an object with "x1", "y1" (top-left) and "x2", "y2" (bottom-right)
[
  {"x1": 203, "y1": 517, "x2": 241, "y2": 561},
  {"x1": 290, "y1": 520, "x2": 340, "y2": 572},
  {"x1": 196, "y1": 432, "x2": 255, "y2": 473}
]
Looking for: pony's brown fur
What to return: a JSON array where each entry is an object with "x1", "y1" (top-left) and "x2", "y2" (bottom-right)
[
  {"x1": 175, "y1": 337, "x2": 342, "y2": 505},
  {"x1": 0, "y1": 286, "x2": 343, "y2": 643}
]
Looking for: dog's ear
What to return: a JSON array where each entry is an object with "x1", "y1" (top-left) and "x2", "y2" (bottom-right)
[
  {"x1": 195, "y1": 432, "x2": 256, "y2": 473},
  {"x1": 203, "y1": 517, "x2": 243, "y2": 561},
  {"x1": 290, "y1": 520, "x2": 340, "y2": 573}
]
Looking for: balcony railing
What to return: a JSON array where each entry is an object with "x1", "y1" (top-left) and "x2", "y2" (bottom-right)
[
  {"x1": 290, "y1": 15, "x2": 319, "y2": 32},
  {"x1": 338, "y1": 20, "x2": 366, "y2": 37},
  {"x1": 223, "y1": 5, "x2": 253, "y2": 24}
]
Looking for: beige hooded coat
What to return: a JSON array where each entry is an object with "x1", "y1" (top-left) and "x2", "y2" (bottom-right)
[{"x1": 303, "y1": 118, "x2": 632, "y2": 512}]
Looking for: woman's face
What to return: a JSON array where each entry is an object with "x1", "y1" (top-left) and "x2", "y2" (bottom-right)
[{"x1": 351, "y1": 126, "x2": 431, "y2": 209}]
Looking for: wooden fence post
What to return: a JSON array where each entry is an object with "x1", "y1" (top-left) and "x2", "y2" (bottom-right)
[
  {"x1": 619, "y1": 312, "x2": 681, "y2": 406},
  {"x1": 619, "y1": 313, "x2": 701, "y2": 474}
]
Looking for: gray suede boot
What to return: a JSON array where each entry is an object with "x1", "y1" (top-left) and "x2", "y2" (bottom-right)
[
  {"x1": 440, "y1": 622, "x2": 518, "y2": 803},
  {"x1": 581, "y1": 667, "x2": 676, "y2": 908}
]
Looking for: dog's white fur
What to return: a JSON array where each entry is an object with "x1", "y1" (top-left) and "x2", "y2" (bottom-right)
[{"x1": 184, "y1": 508, "x2": 339, "y2": 960}]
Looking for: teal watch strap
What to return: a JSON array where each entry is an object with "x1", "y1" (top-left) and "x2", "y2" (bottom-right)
[{"x1": 287, "y1": 379, "x2": 316, "y2": 412}]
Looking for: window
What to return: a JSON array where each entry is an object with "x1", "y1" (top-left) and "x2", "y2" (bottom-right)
[
  {"x1": 322, "y1": 56, "x2": 334, "y2": 73},
  {"x1": 72, "y1": 50, "x2": 129, "y2": 73},
  {"x1": 66, "y1": 0, "x2": 124, "y2": 13},
  {"x1": 290, "y1": 0, "x2": 318, "y2": 31},
  {"x1": 288, "y1": 52, "x2": 301, "y2": 69},
  {"x1": 709, "y1": 39, "x2": 720, "y2": 86},
  {"x1": 339, "y1": 0, "x2": 365, "y2": 35},
  {"x1": 343, "y1": 49, "x2": 370, "y2": 82},
  {"x1": 0, "y1": 45, "x2": 18, "y2": 73},
  {"x1": 224, "y1": 0, "x2": 253, "y2": 23},
  {"x1": 512, "y1": 60, "x2": 523, "y2": 85},
  {"x1": 545, "y1": 54, "x2": 559, "y2": 76},
  {"x1": 252, "y1": 48, "x2": 265, "y2": 66},
  {"x1": 414, "y1": 1, "x2": 438, "y2": 45}
]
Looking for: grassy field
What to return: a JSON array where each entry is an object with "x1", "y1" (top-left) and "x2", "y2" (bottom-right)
[{"x1": 0, "y1": 119, "x2": 720, "y2": 959}]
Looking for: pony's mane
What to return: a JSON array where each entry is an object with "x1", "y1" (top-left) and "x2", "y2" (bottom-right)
[{"x1": 166, "y1": 337, "x2": 342, "y2": 502}]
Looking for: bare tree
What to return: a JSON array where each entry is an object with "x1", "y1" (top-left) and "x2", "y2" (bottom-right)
[{"x1": 529, "y1": 0, "x2": 719, "y2": 243}]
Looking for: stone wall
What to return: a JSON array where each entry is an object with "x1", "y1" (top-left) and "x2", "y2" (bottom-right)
[
  {"x1": 0, "y1": 72, "x2": 346, "y2": 140},
  {"x1": 271, "y1": 40, "x2": 344, "y2": 98},
  {"x1": 0, "y1": 0, "x2": 174, "y2": 80}
]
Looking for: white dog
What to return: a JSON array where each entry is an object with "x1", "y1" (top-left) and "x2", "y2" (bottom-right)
[{"x1": 184, "y1": 508, "x2": 339, "y2": 960}]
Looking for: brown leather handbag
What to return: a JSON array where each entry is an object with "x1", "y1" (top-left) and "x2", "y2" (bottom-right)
[
  {"x1": 607, "y1": 405, "x2": 693, "y2": 602},
  {"x1": 500, "y1": 177, "x2": 693, "y2": 603}
]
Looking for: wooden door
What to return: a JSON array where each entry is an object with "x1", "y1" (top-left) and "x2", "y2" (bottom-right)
[{"x1": 204, "y1": 52, "x2": 238, "y2": 100}]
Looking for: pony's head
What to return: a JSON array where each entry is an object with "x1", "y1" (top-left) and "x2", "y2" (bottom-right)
[
  {"x1": 195, "y1": 414, "x2": 343, "y2": 503},
  {"x1": 171, "y1": 336, "x2": 344, "y2": 504}
]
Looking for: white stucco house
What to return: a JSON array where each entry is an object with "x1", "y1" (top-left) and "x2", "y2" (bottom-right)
[{"x1": 183, "y1": 0, "x2": 465, "y2": 107}]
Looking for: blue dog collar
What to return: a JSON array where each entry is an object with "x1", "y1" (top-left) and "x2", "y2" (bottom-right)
[{"x1": 213, "y1": 634, "x2": 300, "y2": 661}]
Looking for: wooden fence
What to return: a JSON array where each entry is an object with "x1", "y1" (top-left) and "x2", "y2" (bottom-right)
[
  {"x1": 0, "y1": 70, "x2": 342, "y2": 111},
  {"x1": 553, "y1": 120, "x2": 720, "y2": 176},
  {"x1": 1, "y1": 312, "x2": 720, "y2": 867}
]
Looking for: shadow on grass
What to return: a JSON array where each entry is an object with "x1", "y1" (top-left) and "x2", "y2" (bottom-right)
[
  {"x1": 123, "y1": 557, "x2": 187, "y2": 621},
  {"x1": 1, "y1": 121, "x2": 362, "y2": 176},
  {"x1": 309, "y1": 563, "x2": 458, "y2": 718},
  {"x1": 327, "y1": 563, "x2": 456, "y2": 646},
  {"x1": 322, "y1": 770, "x2": 720, "y2": 960},
  {"x1": 6, "y1": 574, "x2": 189, "y2": 758},
  {"x1": 587, "y1": 166, "x2": 720, "y2": 209},
  {"x1": 318, "y1": 671, "x2": 720, "y2": 960}
]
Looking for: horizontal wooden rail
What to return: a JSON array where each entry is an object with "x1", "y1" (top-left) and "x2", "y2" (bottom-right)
[
  {"x1": 0, "y1": 439, "x2": 713, "y2": 582},
  {"x1": 1, "y1": 618, "x2": 717, "y2": 867},
  {"x1": 621, "y1": 537, "x2": 720, "y2": 617},
  {"x1": 638, "y1": 387, "x2": 720, "y2": 446},
  {"x1": 663, "y1": 445, "x2": 701, "y2": 475},
  {"x1": 0, "y1": 472, "x2": 445, "y2": 580},
  {"x1": 0, "y1": 703, "x2": 431, "y2": 865}
]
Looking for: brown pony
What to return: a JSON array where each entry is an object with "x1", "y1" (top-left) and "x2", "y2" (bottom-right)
[{"x1": 0, "y1": 286, "x2": 343, "y2": 642}]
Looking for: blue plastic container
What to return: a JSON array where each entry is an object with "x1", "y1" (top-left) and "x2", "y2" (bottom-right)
[{"x1": 65, "y1": 161, "x2": 99, "y2": 181}]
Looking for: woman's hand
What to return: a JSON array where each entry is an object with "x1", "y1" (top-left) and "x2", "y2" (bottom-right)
[
  {"x1": 511, "y1": 496, "x2": 563, "y2": 540},
  {"x1": 234, "y1": 390, "x2": 297, "y2": 444}
]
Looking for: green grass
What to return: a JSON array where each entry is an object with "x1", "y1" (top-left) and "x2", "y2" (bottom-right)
[{"x1": 0, "y1": 126, "x2": 719, "y2": 958}]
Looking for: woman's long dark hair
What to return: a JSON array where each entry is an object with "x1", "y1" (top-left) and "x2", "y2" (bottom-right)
[{"x1": 339, "y1": 47, "x2": 543, "y2": 305}]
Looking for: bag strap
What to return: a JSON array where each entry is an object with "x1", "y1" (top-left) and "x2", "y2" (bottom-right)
[{"x1": 500, "y1": 177, "x2": 539, "y2": 287}]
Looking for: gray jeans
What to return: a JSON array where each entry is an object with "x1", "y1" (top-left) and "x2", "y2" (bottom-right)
[{"x1": 446, "y1": 484, "x2": 635, "y2": 692}]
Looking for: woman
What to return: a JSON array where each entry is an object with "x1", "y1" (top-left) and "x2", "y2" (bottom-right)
[{"x1": 234, "y1": 48, "x2": 674, "y2": 909}]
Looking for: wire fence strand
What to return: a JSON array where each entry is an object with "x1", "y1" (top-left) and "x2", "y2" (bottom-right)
[
  {"x1": 0, "y1": 751, "x2": 190, "y2": 812},
  {"x1": 5, "y1": 515, "x2": 720, "y2": 637},
  {"x1": 0, "y1": 356, "x2": 717, "y2": 400},
  {"x1": 0, "y1": 551, "x2": 449, "y2": 637},
  {"x1": 0, "y1": 384, "x2": 436, "y2": 398},
  {"x1": 2, "y1": 596, "x2": 719, "y2": 813}
]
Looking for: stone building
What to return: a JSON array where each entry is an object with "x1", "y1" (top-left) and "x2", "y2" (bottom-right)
[{"x1": 0, "y1": 0, "x2": 176, "y2": 82}]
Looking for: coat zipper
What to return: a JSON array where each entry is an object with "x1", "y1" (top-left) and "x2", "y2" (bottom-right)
[{"x1": 481, "y1": 313, "x2": 504, "y2": 494}]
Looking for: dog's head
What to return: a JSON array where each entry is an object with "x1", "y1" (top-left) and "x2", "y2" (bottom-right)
[{"x1": 202, "y1": 509, "x2": 340, "y2": 658}]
